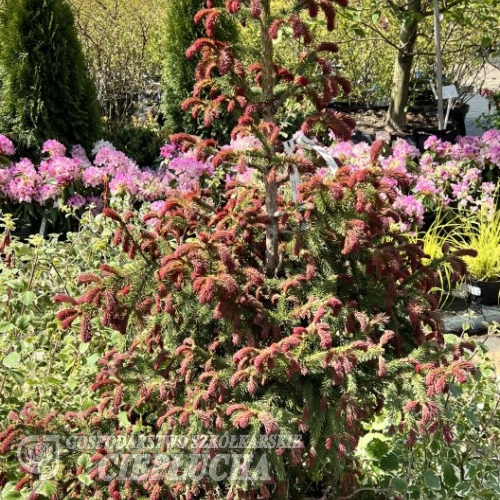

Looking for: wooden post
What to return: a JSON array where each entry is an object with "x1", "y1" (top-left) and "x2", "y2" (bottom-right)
[{"x1": 433, "y1": 0, "x2": 445, "y2": 130}]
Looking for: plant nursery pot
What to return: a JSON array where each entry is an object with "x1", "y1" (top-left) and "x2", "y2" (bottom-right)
[
  {"x1": 449, "y1": 104, "x2": 470, "y2": 137},
  {"x1": 421, "y1": 211, "x2": 437, "y2": 232},
  {"x1": 352, "y1": 130, "x2": 376, "y2": 145},
  {"x1": 11, "y1": 225, "x2": 35, "y2": 241},
  {"x1": 415, "y1": 128, "x2": 459, "y2": 152},
  {"x1": 467, "y1": 279, "x2": 500, "y2": 306}
]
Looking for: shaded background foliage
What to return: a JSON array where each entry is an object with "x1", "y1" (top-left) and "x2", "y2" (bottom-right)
[{"x1": 0, "y1": 0, "x2": 101, "y2": 154}]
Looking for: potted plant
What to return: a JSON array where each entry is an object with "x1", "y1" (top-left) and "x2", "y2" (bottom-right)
[{"x1": 447, "y1": 206, "x2": 500, "y2": 306}]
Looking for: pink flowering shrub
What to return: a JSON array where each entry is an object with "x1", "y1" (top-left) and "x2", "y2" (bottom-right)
[
  {"x1": 2, "y1": 129, "x2": 500, "y2": 233},
  {"x1": 328, "y1": 130, "x2": 500, "y2": 227},
  {"x1": 0, "y1": 136, "x2": 220, "y2": 229}
]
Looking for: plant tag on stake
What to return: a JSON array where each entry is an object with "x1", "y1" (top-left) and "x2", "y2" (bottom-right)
[
  {"x1": 467, "y1": 284, "x2": 481, "y2": 297},
  {"x1": 284, "y1": 132, "x2": 340, "y2": 203},
  {"x1": 289, "y1": 166, "x2": 300, "y2": 203}
]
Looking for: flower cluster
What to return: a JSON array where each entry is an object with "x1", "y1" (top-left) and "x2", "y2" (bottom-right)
[
  {"x1": 0, "y1": 137, "x2": 215, "y2": 213},
  {"x1": 328, "y1": 130, "x2": 500, "y2": 226}
]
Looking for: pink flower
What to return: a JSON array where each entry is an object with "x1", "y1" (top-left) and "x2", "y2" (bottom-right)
[
  {"x1": 71, "y1": 145, "x2": 91, "y2": 167},
  {"x1": 5, "y1": 159, "x2": 41, "y2": 202},
  {"x1": 394, "y1": 195, "x2": 424, "y2": 225},
  {"x1": 160, "y1": 144, "x2": 177, "y2": 159},
  {"x1": 42, "y1": 140, "x2": 66, "y2": 158},
  {"x1": 415, "y1": 178, "x2": 439, "y2": 196},
  {"x1": 34, "y1": 183, "x2": 60, "y2": 205},
  {"x1": 109, "y1": 172, "x2": 137, "y2": 195},
  {"x1": 39, "y1": 157, "x2": 81, "y2": 186},
  {"x1": 86, "y1": 195, "x2": 104, "y2": 215},
  {"x1": 228, "y1": 135, "x2": 261, "y2": 151},
  {"x1": 0, "y1": 135, "x2": 15, "y2": 156},
  {"x1": 82, "y1": 166, "x2": 105, "y2": 188},
  {"x1": 67, "y1": 194, "x2": 86, "y2": 208}
]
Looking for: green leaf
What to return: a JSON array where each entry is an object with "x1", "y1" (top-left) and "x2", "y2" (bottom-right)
[
  {"x1": 3, "y1": 491, "x2": 22, "y2": 500},
  {"x1": 448, "y1": 383, "x2": 462, "y2": 398},
  {"x1": 2, "y1": 351, "x2": 21, "y2": 368},
  {"x1": 77, "y1": 474, "x2": 92, "y2": 487},
  {"x1": 392, "y1": 477, "x2": 407, "y2": 493},
  {"x1": 77, "y1": 454, "x2": 91, "y2": 469},
  {"x1": 365, "y1": 438, "x2": 390, "y2": 458},
  {"x1": 423, "y1": 469, "x2": 441, "y2": 489},
  {"x1": 379, "y1": 452, "x2": 400, "y2": 471},
  {"x1": 442, "y1": 462, "x2": 459, "y2": 488},
  {"x1": 0, "y1": 321, "x2": 16, "y2": 333},
  {"x1": 372, "y1": 13, "x2": 380, "y2": 24},
  {"x1": 118, "y1": 411, "x2": 129, "y2": 428},
  {"x1": 465, "y1": 408, "x2": 479, "y2": 427},
  {"x1": 86, "y1": 353, "x2": 100, "y2": 366},
  {"x1": 38, "y1": 480, "x2": 56, "y2": 498},
  {"x1": 19, "y1": 291, "x2": 36, "y2": 306}
]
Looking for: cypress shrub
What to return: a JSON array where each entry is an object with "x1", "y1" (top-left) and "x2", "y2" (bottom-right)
[
  {"x1": 0, "y1": 0, "x2": 101, "y2": 154},
  {"x1": 161, "y1": 0, "x2": 239, "y2": 140}
]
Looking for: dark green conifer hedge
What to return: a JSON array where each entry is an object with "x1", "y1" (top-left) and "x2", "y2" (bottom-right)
[
  {"x1": 0, "y1": 0, "x2": 101, "y2": 153},
  {"x1": 161, "y1": 0, "x2": 239, "y2": 140}
]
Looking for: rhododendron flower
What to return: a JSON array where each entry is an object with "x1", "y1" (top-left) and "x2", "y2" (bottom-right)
[
  {"x1": 228, "y1": 134, "x2": 261, "y2": 151},
  {"x1": 144, "y1": 200, "x2": 166, "y2": 226},
  {"x1": 86, "y1": 195, "x2": 104, "y2": 214},
  {"x1": 394, "y1": 195, "x2": 424, "y2": 225},
  {"x1": 92, "y1": 140, "x2": 116, "y2": 156},
  {"x1": 39, "y1": 157, "x2": 81, "y2": 186},
  {"x1": 109, "y1": 172, "x2": 137, "y2": 196},
  {"x1": 82, "y1": 166, "x2": 105, "y2": 188},
  {"x1": 0, "y1": 169, "x2": 11, "y2": 185},
  {"x1": 414, "y1": 178, "x2": 439, "y2": 197},
  {"x1": 67, "y1": 194, "x2": 86, "y2": 208},
  {"x1": 42, "y1": 139, "x2": 66, "y2": 158},
  {"x1": 160, "y1": 144, "x2": 177, "y2": 159},
  {"x1": 0, "y1": 135, "x2": 15, "y2": 156},
  {"x1": 34, "y1": 183, "x2": 60, "y2": 205},
  {"x1": 481, "y1": 129, "x2": 500, "y2": 146},
  {"x1": 71, "y1": 145, "x2": 91, "y2": 167},
  {"x1": 485, "y1": 145, "x2": 500, "y2": 165},
  {"x1": 5, "y1": 159, "x2": 41, "y2": 203}
]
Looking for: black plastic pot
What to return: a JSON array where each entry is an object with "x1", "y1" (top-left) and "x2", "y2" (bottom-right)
[
  {"x1": 449, "y1": 104, "x2": 469, "y2": 137},
  {"x1": 415, "y1": 128, "x2": 459, "y2": 152},
  {"x1": 467, "y1": 278, "x2": 500, "y2": 306},
  {"x1": 11, "y1": 225, "x2": 35, "y2": 241},
  {"x1": 352, "y1": 130, "x2": 376, "y2": 145},
  {"x1": 390, "y1": 132, "x2": 419, "y2": 149}
]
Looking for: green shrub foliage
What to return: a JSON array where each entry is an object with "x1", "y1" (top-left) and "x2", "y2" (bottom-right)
[
  {"x1": 0, "y1": 0, "x2": 101, "y2": 152},
  {"x1": 161, "y1": 0, "x2": 239, "y2": 140}
]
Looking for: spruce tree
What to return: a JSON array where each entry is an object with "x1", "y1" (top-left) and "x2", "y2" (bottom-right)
[
  {"x1": 161, "y1": 0, "x2": 239, "y2": 139},
  {"x1": 0, "y1": 0, "x2": 101, "y2": 153}
]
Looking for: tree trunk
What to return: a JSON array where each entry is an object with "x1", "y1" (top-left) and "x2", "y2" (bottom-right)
[
  {"x1": 260, "y1": 0, "x2": 279, "y2": 277},
  {"x1": 386, "y1": 0, "x2": 421, "y2": 132}
]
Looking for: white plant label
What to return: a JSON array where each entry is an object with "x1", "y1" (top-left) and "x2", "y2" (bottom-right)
[
  {"x1": 442, "y1": 85, "x2": 459, "y2": 99},
  {"x1": 467, "y1": 285, "x2": 481, "y2": 297},
  {"x1": 290, "y1": 166, "x2": 300, "y2": 203}
]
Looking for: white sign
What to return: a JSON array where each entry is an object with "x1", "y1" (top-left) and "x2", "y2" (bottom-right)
[
  {"x1": 442, "y1": 85, "x2": 459, "y2": 99},
  {"x1": 467, "y1": 284, "x2": 481, "y2": 297}
]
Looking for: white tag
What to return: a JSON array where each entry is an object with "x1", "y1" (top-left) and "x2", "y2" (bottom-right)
[
  {"x1": 467, "y1": 285, "x2": 481, "y2": 297},
  {"x1": 290, "y1": 166, "x2": 300, "y2": 203},
  {"x1": 294, "y1": 132, "x2": 339, "y2": 173},
  {"x1": 442, "y1": 85, "x2": 458, "y2": 99}
]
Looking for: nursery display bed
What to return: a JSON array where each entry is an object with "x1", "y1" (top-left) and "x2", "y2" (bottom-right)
[{"x1": 441, "y1": 304, "x2": 500, "y2": 335}]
